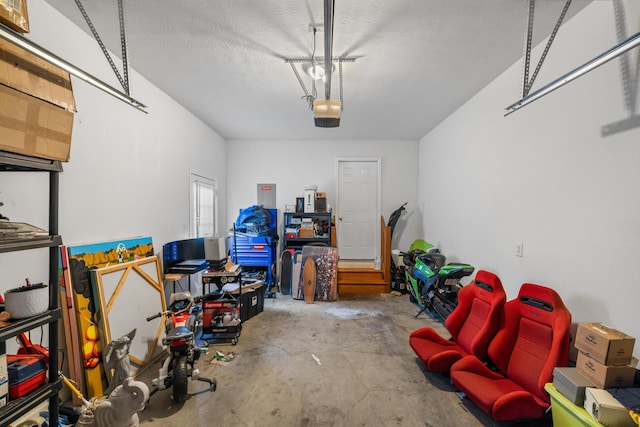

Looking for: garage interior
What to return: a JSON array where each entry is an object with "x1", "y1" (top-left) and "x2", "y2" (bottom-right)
[{"x1": 1, "y1": 0, "x2": 640, "y2": 426}]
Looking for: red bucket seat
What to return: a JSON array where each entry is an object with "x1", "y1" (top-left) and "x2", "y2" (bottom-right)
[
  {"x1": 450, "y1": 283, "x2": 572, "y2": 421},
  {"x1": 409, "y1": 270, "x2": 506, "y2": 373}
]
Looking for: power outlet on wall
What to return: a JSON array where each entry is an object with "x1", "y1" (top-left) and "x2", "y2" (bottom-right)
[{"x1": 516, "y1": 243, "x2": 524, "y2": 258}]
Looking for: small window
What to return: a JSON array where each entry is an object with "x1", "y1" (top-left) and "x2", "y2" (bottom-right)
[{"x1": 190, "y1": 172, "x2": 217, "y2": 238}]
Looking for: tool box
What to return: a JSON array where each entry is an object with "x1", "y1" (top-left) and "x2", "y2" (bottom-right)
[
  {"x1": 230, "y1": 207, "x2": 277, "y2": 285},
  {"x1": 7, "y1": 353, "x2": 47, "y2": 398},
  {"x1": 200, "y1": 292, "x2": 242, "y2": 345}
]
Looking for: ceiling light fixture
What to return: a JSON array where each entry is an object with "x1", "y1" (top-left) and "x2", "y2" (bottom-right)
[
  {"x1": 302, "y1": 62, "x2": 337, "y2": 81},
  {"x1": 303, "y1": 63, "x2": 325, "y2": 80}
]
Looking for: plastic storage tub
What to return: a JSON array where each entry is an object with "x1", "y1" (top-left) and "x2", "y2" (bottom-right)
[{"x1": 545, "y1": 383, "x2": 603, "y2": 427}]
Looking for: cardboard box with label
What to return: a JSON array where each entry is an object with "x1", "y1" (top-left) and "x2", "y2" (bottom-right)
[
  {"x1": 576, "y1": 351, "x2": 635, "y2": 389},
  {"x1": 574, "y1": 322, "x2": 635, "y2": 366},
  {"x1": 583, "y1": 387, "x2": 636, "y2": 427},
  {"x1": 0, "y1": 37, "x2": 76, "y2": 162}
]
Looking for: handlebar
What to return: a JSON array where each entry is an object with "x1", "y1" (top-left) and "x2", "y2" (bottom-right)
[
  {"x1": 146, "y1": 312, "x2": 164, "y2": 322},
  {"x1": 146, "y1": 305, "x2": 198, "y2": 322}
]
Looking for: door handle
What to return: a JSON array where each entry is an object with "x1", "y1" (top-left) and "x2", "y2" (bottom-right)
[{"x1": 339, "y1": 217, "x2": 342, "y2": 221}]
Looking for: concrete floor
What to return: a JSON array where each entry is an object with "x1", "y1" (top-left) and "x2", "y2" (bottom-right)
[{"x1": 137, "y1": 293, "x2": 553, "y2": 427}]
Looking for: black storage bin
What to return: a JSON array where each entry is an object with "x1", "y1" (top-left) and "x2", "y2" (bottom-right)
[{"x1": 241, "y1": 284, "x2": 265, "y2": 321}]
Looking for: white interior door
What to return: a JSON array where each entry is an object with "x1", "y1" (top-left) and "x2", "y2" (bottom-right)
[{"x1": 336, "y1": 159, "x2": 380, "y2": 260}]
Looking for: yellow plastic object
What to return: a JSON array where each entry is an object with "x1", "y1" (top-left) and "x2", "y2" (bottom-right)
[{"x1": 545, "y1": 383, "x2": 602, "y2": 427}]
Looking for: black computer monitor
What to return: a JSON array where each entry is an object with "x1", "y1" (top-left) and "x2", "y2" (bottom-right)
[{"x1": 162, "y1": 238, "x2": 205, "y2": 273}]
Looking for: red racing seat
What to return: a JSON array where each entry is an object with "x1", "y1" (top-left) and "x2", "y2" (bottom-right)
[
  {"x1": 409, "y1": 270, "x2": 506, "y2": 373},
  {"x1": 450, "y1": 283, "x2": 572, "y2": 422}
]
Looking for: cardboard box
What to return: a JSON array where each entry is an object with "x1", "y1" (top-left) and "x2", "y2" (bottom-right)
[
  {"x1": 0, "y1": 84, "x2": 73, "y2": 161},
  {"x1": 299, "y1": 227, "x2": 315, "y2": 238},
  {"x1": 553, "y1": 367, "x2": 596, "y2": 406},
  {"x1": 575, "y1": 323, "x2": 635, "y2": 366},
  {"x1": 0, "y1": 38, "x2": 76, "y2": 112},
  {"x1": 576, "y1": 351, "x2": 635, "y2": 389},
  {"x1": 0, "y1": 37, "x2": 75, "y2": 161},
  {"x1": 0, "y1": 0, "x2": 29, "y2": 33},
  {"x1": 583, "y1": 387, "x2": 636, "y2": 427}
]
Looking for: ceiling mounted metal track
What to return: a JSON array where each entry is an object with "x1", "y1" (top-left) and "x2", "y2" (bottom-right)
[
  {"x1": 0, "y1": 26, "x2": 146, "y2": 112},
  {"x1": 323, "y1": 0, "x2": 335, "y2": 101},
  {"x1": 506, "y1": 0, "x2": 640, "y2": 117},
  {"x1": 506, "y1": 31, "x2": 640, "y2": 116}
]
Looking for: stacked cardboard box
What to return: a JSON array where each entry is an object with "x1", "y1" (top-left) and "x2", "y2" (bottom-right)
[
  {"x1": 0, "y1": 37, "x2": 76, "y2": 162},
  {"x1": 564, "y1": 323, "x2": 636, "y2": 427},
  {"x1": 574, "y1": 322, "x2": 636, "y2": 389},
  {"x1": 551, "y1": 323, "x2": 638, "y2": 426}
]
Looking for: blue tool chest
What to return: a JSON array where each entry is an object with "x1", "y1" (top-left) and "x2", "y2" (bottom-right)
[{"x1": 230, "y1": 207, "x2": 277, "y2": 285}]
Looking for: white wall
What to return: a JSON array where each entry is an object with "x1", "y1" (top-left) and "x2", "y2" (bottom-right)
[
  {"x1": 226, "y1": 139, "x2": 420, "y2": 253},
  {"x1": 0, "y1": 3, "x2": 227, "y2": 304},
  {"x1": 418, "y1": 1, "x2": 640, "y2": 354}
]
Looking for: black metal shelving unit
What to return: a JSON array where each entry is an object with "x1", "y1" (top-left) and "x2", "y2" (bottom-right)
[
  {"x1": 282, "y1": 212, "x2": 332, "y2": 252},
  {"x1": 0, "y1": 150, "x2": 62, "y2": 427}
]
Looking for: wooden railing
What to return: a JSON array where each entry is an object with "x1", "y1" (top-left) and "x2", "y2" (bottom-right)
[{"x1": 336, "y1": 216, "x2": 391, "y2": 294}]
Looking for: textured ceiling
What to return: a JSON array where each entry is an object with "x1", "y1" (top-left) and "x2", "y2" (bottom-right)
[{"x1": 44, "y1": 0, "x2": 591, "y2": 141}]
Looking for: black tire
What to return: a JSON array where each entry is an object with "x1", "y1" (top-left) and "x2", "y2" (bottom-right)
[{"x1": 172, "y1": 356, "x2": 188, "y2": 403}]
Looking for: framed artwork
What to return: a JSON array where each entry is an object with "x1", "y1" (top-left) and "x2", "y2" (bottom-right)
[{"x1": 65, "y1": 236, "x2": 155, "y2": 398}]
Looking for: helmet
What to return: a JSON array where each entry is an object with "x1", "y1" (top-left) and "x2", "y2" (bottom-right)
[{"x1": 169, "y1": 291, "x2": 193, "y2": 311}]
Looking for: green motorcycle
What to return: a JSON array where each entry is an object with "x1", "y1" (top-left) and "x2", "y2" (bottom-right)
[{"x1": 398, "y1": 239, "x2": 474, "y2": 320}]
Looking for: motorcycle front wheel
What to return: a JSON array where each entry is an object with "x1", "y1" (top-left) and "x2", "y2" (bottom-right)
[{"x1": 172, "y1": 355, "x2": 189, "y2": 403}]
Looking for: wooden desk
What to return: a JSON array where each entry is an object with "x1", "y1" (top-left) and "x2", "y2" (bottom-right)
[{"x1": 164, "y1": 273, "x2": 186, "y2": 293}]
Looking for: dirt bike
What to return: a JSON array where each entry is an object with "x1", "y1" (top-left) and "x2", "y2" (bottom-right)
[
  {"x1": 396, "y1": 240, "x2": 474, "y2": 320},
  {"x1": 146, "y1": 291, "x2": 216, "y2": 403}
]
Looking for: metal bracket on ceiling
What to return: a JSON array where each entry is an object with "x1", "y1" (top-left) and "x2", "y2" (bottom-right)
[
  {"x1": 74, "y1": 0, "x2": 130, "y2": 95},
  {"x1": 505, "y1": 1, "x2": 640, "y2": 117},
  {"x1": 521, "y1": 0, "x2": 572, "y2": 98},
  {"x1": 0, "y1": 25, "x2": 146, "y2": 112},
  {"x1": 285, "y1": 57, "x2": 356, "y2": 110}
]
